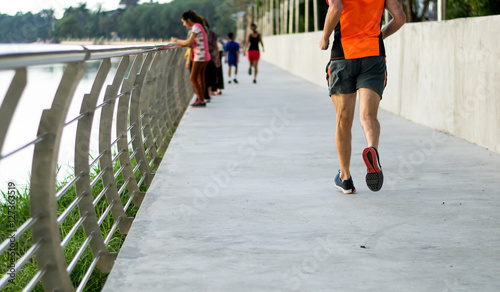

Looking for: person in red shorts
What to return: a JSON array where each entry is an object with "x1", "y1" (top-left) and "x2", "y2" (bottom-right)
[
  {"x1": 244, "y1": 23, "x2": 265, "y2": 84},
  {"x1": 319, "y1": 0, "x2": 406, "y2": 193}
]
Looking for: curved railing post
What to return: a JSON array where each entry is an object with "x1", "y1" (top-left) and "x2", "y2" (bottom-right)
[
  {"x1": 74, "y1": 58, "x2": 118, "y2": 274},
  {"x1": 140, "y1": 52, "x2": 162, "y2": 168},
  {"x1": 130, "y1": 52, "x2": 155, "y2": 187},
  {"x1": 157, "y1": 50, "x2": 175, "y2": 148},
  {"x1": 30, "y1": 62, "x2": 85, "y2": 291},
  {"x1": 116, "y1": 54, "x2": 146, "y2": 207},
  {"x1": 146, "y1": 50, "x2": 169, "y2": 158},
  {"x1": 98, "y1": 55, "x2": 134, "y2": 235},
  {"x1": 153, "y1": 50, "x2": 173, "y2": 155},
  {"x1": 163, "y1": 50, "x2": 181, "y2": 132},
  {"x1": 0, "y1": 68, "x2": 26, "y2": 155}
]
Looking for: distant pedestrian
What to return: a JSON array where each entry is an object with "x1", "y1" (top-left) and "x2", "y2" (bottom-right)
[
  {"x1": 244, "y1": 23, "x2": 264, "y2": 84},
  {"x1": 212, "y1": 40, "x2": 224, "y2": 95},
  {"x1": 202, "y1": 19, "x2": 220, "y2": 102},
  {"x1": 224, "y1": 32, "x2": 240, "y2": 84},
  {"x1": 172, "y1": 10, "x2": 211, "y2": 107},
  {"x1": 319, "y1": 0, "x2": 406, "y2": 193}
]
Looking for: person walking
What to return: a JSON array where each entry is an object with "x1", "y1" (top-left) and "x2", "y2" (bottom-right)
[
  {"x1": 319, "y1": 0, "x2": 406, "y2": 193},
  {"x1": 224, "y1": 32, "x2": 240, "y2": 84},
  {"x1": 172, "y1": 10, "x2": 211, "y2": 107},
  {"x1": 202, "y1": 19, "x2": 220, "y2": 102},
  {"x1": 244, "y1": 23, "x2": 264, "y2": 84},
  {"x1": 212, "y1": 39, "x2": 224, "y2": 95}
]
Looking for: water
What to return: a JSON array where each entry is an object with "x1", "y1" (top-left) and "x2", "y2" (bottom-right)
[{"x1": 0, "y1": 59, "x2": 121, "y2": 194}]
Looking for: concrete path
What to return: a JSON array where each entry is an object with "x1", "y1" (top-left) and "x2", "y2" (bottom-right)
[{"x1": 103, "y1": 61, "x2": 500, "y2": 292}]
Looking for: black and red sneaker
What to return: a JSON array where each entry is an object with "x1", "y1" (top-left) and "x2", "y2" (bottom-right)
[{"x1": 362, "y1": 147, "x2": 383, "y2": 192}]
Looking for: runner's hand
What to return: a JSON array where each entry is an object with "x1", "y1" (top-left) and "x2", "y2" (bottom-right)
[{"x1": 319, "y1": 38, "x2": 329, "y2": 50}]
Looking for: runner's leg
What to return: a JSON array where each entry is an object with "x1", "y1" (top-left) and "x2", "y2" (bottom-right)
[
  {"x1": 358, "y1": 88, "x2": 381, "y2": 149},
  {"x1": 331, "y1": 93, "x2": 357, "y2": 180}
]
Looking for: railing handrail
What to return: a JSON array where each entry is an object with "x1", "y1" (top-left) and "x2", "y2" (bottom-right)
[{"x1": 0, "y1": 43, "x2": 182, "y2": 70}]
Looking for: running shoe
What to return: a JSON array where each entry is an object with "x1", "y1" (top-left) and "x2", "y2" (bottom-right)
[
  {"x1": 334, "y1": 171, "x2": 356, "y2": 194},
  {"x1": 233, "y1": 78, "x2": 238, "y2": 84},
  {"x1": 253, "y1": 79, "x2": 257, "y2": 84},
  {"x1": 362, "y1": 147, "x2": 383, "y2": 191},
  {"x1": 248, "y1": 68, "x2": 252, "y2": 75}
]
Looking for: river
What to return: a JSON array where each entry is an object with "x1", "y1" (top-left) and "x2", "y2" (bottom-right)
[{"x1": 0, "y1": 59, "x2": 121, "y2": 194}]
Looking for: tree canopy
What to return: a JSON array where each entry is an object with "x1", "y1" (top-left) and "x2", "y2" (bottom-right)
[{"x1": 0, "y1": 0, "x2": 498, "y2": 43}]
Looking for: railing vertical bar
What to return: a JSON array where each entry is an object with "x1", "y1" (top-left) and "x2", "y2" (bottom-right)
[
  {"x1": 60, "y1": 213, "x2": 89, "y2": 248},
  {"x1": 97, "y1": 200, "x2": 117, "y2": 226},
  {"x1": 90, "y1": 166, "x2": 111, "y2": 187},
  {"x1": 118, "y1": 177, "x2": 132, "y2": 196},
  {"x1": 21, "y1": 266, "x2": 47, "y2": 292},
  {"x1": 123, "y1": 191, "x2": 136, "y2": 212},
  {"x1": 75, "y1": 253, "x2": 102, "y2": 292},
  {"x1": 0, "y1": 216, "x2": 39, "y2": 255},
  {"x1": 55, "y1": 171, "x2": 85, "y2": 200},
  {"x1": 66, "y1": 233, "x2": 94, "y2": 274},
  {"x1": 89, "y1": 150, "x2": 107, "y2": 168},
  {"x1": 104, "y1": 217, "x2": 123, "y2": 245},
  {"x1": 57, "y1": 193, "x2": 85, "y2": 224},
  {"x1": 93, "y1": 184, "x2": 111, "y2": 207}
]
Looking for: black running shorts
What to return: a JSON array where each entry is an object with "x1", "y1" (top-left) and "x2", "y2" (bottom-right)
[{"x1": 326, "y1": 56, "x2": 387, "y2": 99}]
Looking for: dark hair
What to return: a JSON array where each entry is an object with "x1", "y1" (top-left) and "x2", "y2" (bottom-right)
[
  {"x1": 227, "y1": 32, "x2": 235, "y2": 40},
  {"x1": 203, "y1": 18, "x2": 210, "y2": 29},
  {"x1": 182, "y1": 10, "x2": 203, "y2": 25},
  {"x1": 250, "y1": 23, "x2": 257, "y2": 32}
]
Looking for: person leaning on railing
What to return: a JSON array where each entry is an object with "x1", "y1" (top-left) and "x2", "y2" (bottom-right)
[{"x1": 172, "y1": 10, "x2": 211, "y2": 107}]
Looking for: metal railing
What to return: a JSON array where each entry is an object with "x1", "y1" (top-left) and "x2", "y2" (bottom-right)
[{"x1": 0, "y1": 43, "x2": 193, "y2": 291}]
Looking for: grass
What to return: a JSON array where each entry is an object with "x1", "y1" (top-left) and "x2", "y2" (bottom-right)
[{"x1": 0, "y1": 150, "x2": 153, "y2": 292}]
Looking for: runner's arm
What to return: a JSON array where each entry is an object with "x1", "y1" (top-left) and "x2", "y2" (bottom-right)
[
  {"x1": 243, "y1": 34, "x2": 250, "y2": 55},
  {"x1": 382, "y1": 0, "x2": 406, "y2": 39},
  {"x1": 319, "y1": 0, "x2": 343, "y2": 50}
]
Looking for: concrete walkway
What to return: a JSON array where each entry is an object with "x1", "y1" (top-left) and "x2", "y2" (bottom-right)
[{"x1": 103, "y1": 61, "x2": 500, "y2": 292}]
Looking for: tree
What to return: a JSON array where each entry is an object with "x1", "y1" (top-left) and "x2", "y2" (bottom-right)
[
  {"x1": 57, "y1": 15, "x2": 82, "y2": 38},
  {"x1": 447, "y1": 0, "x2": 500, "y2": 19},
  {"x1": 120, "y1": 0, "x2": 139, "y2": 9}
]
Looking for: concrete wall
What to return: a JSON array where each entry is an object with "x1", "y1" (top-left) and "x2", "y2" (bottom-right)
[{"x1": 261, "y1": 15, "x2": 500, "y2": 153}]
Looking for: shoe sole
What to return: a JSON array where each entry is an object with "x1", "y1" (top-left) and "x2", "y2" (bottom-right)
[
  {"x1": 335, "y1": 185, "x2": 356, "y2": 194},
  {"x1": 362, "y1": 147, "x2": 383, "y2": 191}
]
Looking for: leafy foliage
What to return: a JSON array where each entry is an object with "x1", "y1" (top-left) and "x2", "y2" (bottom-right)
[
  {"x1": 1, "y1": 0, "x2": 498, "y2": 42},
  {"x1": 447, "y1": 0, "x2": 500, "y2": 19},
  {"x1": 0, "y1": 0, "x2": 255, "y2": 43}
]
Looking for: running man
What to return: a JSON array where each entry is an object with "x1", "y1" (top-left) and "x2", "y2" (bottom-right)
[{"x1": 319, "y1": 0, "x2": 406, "y2": 193}]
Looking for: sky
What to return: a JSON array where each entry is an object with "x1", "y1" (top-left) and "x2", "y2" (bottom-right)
[{"x1": 1, "y1": 0, "x2": 173, "y2": 18}]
